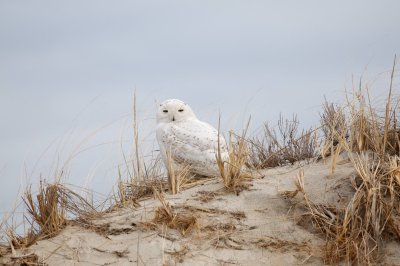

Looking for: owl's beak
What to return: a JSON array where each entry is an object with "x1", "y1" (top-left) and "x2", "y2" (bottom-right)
[{"x1": 172, "y1": 116, "x2": 175, "y2": 121}]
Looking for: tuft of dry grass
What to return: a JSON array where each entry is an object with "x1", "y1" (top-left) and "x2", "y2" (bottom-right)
[
  {"x1": 116, "y1": 92, "x2": 166, "y2": 206},
  {"x1": 319, "y1": 99, "x2": 348, "y2": 174},
  {"x1": 217, "y1": 118, "x2": 253, "y2": 194},
  {"x1": 142, "y1": 189, "x2": 197, "y2": 236},
  {"x1": 1, "y1": 179, "x2": 100, "y2": 254},
  {"x1": 248, "y1": 114, "x2": 319, "y2": 169},
  {"x1": 21, "y1": 181, "x2": 97, "y2": 243},
  {"x1": 345, "y1": 59, "x2": 399, "y2": 157},
  {"x1": 116, "y1": 158, "x2": 166, "y2": 208},
  {"x1": 165, "y1": 150, "x2": 193, "y2": 195},
  {"x1": 23, "y1": 182, "x2": 66, "y2": 238},
  {"x1": 320, "y1": 99, "x2": 348, "y2": 151}
]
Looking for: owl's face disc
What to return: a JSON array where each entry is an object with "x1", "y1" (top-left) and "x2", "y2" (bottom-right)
[{"x1": 157, "y1": 99, "x2": 197, "y2": 123}]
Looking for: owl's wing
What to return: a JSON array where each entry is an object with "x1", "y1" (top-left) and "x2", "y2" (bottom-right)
[
  {"x1": 172, "y1": 120, "x2": 227, "y2": 151},
  {"x1": 157, "y1": 119, "x2": 228, "y2": 170}
]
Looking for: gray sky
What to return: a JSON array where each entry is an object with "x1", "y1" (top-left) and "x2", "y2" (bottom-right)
[{"x1": 1, "y1": 1, "x2": 399, "y2": 217}]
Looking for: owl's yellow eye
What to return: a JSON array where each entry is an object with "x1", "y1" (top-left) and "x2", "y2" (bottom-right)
[
  {"x1": 178, "y1": 109, "x2": 184, "y2": 112},
  {"x1": 163, "y1": 110, "x2": 168, "y2": 113}
]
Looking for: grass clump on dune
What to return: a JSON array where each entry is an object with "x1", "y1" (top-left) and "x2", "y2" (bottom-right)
[
  {"x1": 248, "y1": 114, "x2": 319, "y2": 169},
  {"x1": 115, "y1": 93, "x2": 166, "y2": 206},
  {"x1": 6, "y1": 177, "x2": 98, "y2": 252},
  {"x1": 294, "y1": 58, "x2": 400, "y2": 264},
  {"x1": 26, "y1": 182, "x2": 97, "y2": 235},
  {"x1": 217, "y1": 118, "x2": 253, "y2": 195},
  {"x1": 140, "y1": 189, "x2": 198, "y2": 236}
]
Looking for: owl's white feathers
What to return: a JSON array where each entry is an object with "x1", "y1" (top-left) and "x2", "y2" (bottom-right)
[{"x1": 156, "y1": 99, "x2": 228, "y2": 177}]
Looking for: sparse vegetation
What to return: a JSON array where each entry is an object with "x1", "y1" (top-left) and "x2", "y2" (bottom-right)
[
  {"x1": 17, "y1": 181, "x2": 97, "y2": 246},
  {"x1": 291, "y1": 57, "x2": 400, "y2": 265},
  {"x1": 141, "y1": 189, "x2": 197, "y2": 236},
  {"x1": 319, "y1": 99, "x2": 348, "y2": 174},
  {"x1": 217, "y1": 118, "x2": 253, "y2": 194},
  {"x1": 115, "y1": 92, "x2": 166, "y2": 207},
  {"x1": 165, "y1": 151, "x2": 193, "y2": 195},
  {"x1": 248, "y1": 114, "x2": 319, "y2": 169},
  {"x1": 115, "y1": 157, "x2": 165, "y2": 208}
]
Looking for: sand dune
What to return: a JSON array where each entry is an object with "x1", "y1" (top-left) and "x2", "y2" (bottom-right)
[{"x1": 2, "y1": 156, "x2": 399, "y2": 265}]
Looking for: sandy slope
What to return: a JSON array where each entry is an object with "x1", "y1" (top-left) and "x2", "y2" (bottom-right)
[{"x1": 2, "y1": 158, "x2": 400, "y2": 265}]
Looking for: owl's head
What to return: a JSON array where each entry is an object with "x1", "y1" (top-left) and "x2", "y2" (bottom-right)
[{"x1": 157, "y1": 99, "x2": 197, "y2": 123}]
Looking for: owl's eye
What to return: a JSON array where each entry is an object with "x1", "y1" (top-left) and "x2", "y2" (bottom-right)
[
  {"x1": 178, "y1": 109, "x2": 184, "y2": 112},
  {"x1": 163, "y1": 110, "x2": 168, "y2": 113}
]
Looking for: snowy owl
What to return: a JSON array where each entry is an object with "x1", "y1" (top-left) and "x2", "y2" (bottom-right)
[{"x1": 156, "y1": 99, "x2": 229, "y2": 177}]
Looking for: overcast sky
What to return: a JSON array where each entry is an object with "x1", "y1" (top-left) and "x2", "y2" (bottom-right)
[{"x1": 1, "y1": 1, "x2": 399, "y2": 218}]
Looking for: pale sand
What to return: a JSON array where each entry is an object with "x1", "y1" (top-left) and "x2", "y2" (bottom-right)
[{"x1": 2, "y1": 158, "x2": 400, "y2": 265}]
